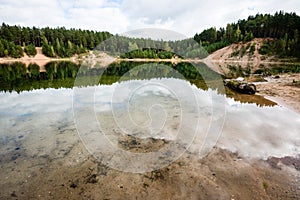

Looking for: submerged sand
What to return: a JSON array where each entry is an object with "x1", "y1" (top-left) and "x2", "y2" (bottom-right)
[
  {"x1": 1, "y1": 142, "x2": 299, "y2": 200},
  {"x1": 1, "y1": 81, "x2": 300, "y2": 200}
]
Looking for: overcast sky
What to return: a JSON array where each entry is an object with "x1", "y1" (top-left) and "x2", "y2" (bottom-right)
[{"x1": 0, "y1": 0, "x2": 299, "y2": 37}]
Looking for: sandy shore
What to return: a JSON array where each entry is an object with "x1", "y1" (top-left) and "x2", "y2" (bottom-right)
[
  {"x1": 255, "y1": 74, "x2": 300, "y2": 114},
  {"x1": 0, "y1": 47, "x2": 76, "y2": 71}
]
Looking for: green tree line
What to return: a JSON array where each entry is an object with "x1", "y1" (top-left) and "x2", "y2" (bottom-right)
[
  {"x1": 0, "y1": 23, "x2": 112, "y2": 58},
  {"x1": 120, "y1": 48, "x2": 175, "y2": 59},
  {"x1": 194, "y1": 11, "x2": 300, "y2": 58},
  {"x1": 1, "y1": 11, "x2": 300, "y2": 59},
  {"x1": 0, "y1": 23, "x2": 212, "y2": 59},
  {"x1": 96, "y1": 35, "x2": 206, "y2": 59}
]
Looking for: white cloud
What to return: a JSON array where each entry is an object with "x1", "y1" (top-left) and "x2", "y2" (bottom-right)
[{"x1": 0, "y1": 0, "x2": 299, "y2": 37}]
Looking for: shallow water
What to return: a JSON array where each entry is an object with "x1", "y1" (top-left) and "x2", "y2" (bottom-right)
[
  {"x1": 1, "y1": 79, "x2": 300, "y2": 171},
  {"x1": 0, "y1": 61, "x2": 299, "y2": 174}
]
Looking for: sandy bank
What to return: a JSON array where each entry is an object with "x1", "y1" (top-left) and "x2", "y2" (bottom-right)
[
  {"x1": 0, "y1": 47, "x2": 75, "y2": 71},
  {"x1": 255, "y1": 74, "x2": 300, "y2": 113}
]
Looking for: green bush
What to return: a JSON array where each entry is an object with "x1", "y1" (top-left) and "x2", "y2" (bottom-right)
[
  {"x1": 10, "y1": 45, "x2": 24, "y2": 58},
  {"x1": 25, "y1": 44, "x2": 37, "y2": 57}
]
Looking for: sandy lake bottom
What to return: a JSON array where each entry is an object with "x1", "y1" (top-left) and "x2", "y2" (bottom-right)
[{"x1": 0, "y1": 78, "x2": 300, "y2": 199}]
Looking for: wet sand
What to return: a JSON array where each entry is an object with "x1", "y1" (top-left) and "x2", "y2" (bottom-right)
[{"x1": 1, "y1": 141, "x2": 299, "y2": 200}]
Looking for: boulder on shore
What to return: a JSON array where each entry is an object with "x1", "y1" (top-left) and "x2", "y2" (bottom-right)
[{"x1": 224, "y1": 79, "x2": 256, "y2": 94}]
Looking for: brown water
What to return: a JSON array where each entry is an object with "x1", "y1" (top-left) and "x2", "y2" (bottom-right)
[{"x1": 226, "y1": 89, "x2": 277, "y2": 107}]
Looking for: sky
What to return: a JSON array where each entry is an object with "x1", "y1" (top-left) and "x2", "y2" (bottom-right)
[{"x1": 0, "y1": 0, "x2": 299, "y2": 38}]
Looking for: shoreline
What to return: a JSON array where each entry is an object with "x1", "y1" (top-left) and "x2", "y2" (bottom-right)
[
  {"x1": 255, "y1": 73, "x2": 300, "y2": 114},
  {"x1": 262, "y1": 94, "x2": 299, "y2": 113},
  {"x1": 1, "y1": 57, "x2": 298, "y2": 65},
  {"x1": 1, "y1": 49, "x2": 299, "y2": 66},
  {"x1": 1, "y1": 52, "x2": 299, "y2": 114},
  {"x1": 0, "y1": 47, "x2": 77, "y2": 68}
]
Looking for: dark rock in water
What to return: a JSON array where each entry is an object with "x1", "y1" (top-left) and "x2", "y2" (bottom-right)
[
  {"x1": 274, "y1": 75, "x2": 280, "y2": 79},
  {"x1": 11, "y1": 191, "x2": 17, "y2": 197},
  {"x1": 238, "y1": 83, "x2": 257, "y2": 94},
  {"x1": 224, "y1": 79, "x2": 256, "y2": 94},
  {"x1": 11, "y1": 153, "x2": 21, "y2": 161}
]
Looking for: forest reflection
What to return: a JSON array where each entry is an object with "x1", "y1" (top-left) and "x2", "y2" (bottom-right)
[
  {"x1": 0, "y1": 61, "x2": 221, "y2": 93},
  {"x1": 0, "y1": 61, "x2": 277, "y2": 107}
]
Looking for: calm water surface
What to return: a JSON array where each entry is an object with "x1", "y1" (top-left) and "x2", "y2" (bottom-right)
[{"x1": 0, "y1": 61, "x2": 299, "y2": 173}]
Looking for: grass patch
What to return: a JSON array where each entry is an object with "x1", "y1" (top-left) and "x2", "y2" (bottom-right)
[{"x1": 263, "y1": 181, "x2": 269, "y2": 190}]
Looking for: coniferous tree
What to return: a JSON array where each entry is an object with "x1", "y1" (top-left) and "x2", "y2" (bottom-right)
[{"x1": 24, "y1": 44, "x2": 37, "y2": 57}]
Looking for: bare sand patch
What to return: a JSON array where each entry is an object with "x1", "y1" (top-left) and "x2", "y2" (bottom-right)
[
  {"x1": 256, "y1": 74, "x2": 300, "y2": 113},
  {"x1": 0, "y1": 47, "x2": 73, "y2": 72}
]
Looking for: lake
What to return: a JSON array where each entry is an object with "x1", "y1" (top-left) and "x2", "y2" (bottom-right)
[{"x1": 0, "y1": 61, "x2": 299, "y2": 194}]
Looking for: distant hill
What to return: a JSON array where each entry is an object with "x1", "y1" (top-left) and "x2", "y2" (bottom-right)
[
  {"x1": 194, "y1": 11, "x2": 300, "y2": 59},
  {"x1": 208, "y1": 38, "x2": 275, "y2": 63}
]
